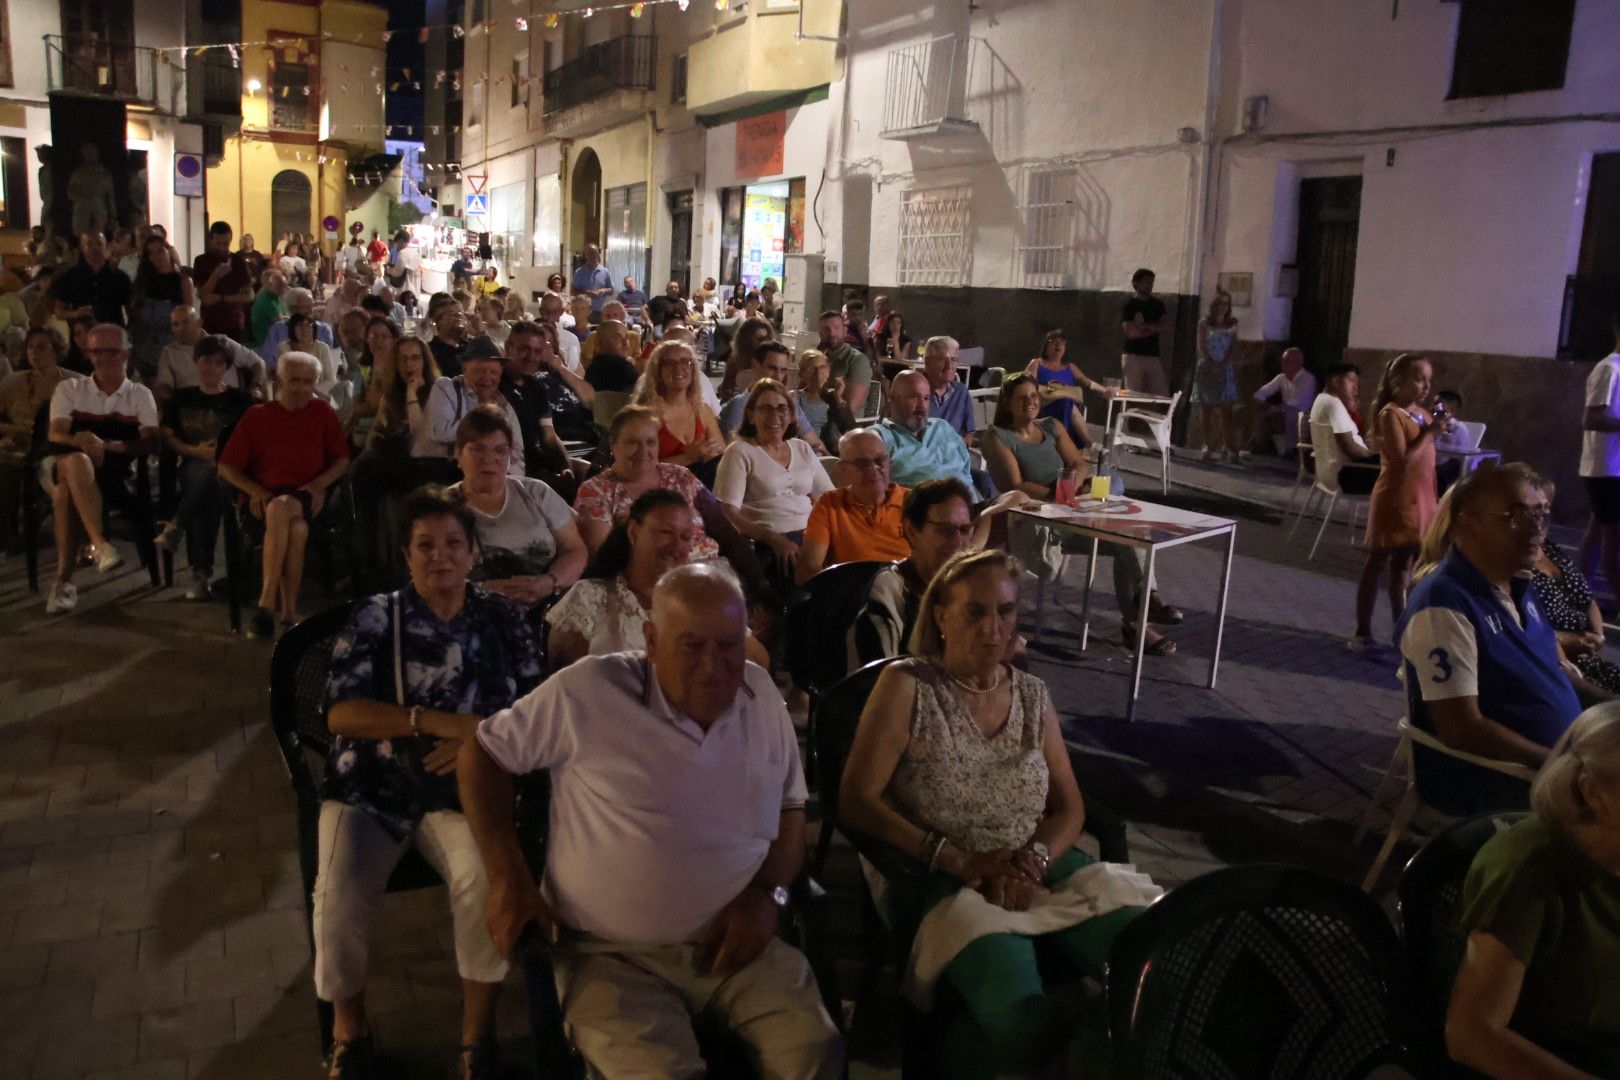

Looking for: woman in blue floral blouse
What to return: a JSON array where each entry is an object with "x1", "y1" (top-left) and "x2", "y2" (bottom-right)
[{"x1": 313, "y1": 486, "x2": 543, "y2": 1080}]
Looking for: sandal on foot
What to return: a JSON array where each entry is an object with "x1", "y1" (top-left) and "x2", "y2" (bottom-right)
[
  {"x1": 1147, "y1": 597, "x2": 1184, "y2": 625},
  {"x1": 1122, "y1": 625, "x2": 1178, "y2": 656},
  {"x1": 325, "y1": 1036, "x2": 376, "y2": 1080}
]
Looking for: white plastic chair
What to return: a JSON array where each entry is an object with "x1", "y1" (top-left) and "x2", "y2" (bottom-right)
[
  {"x1": 1281, "y1": 440, "x2": 1314, "y2": 525},
  {"x1": 970, "y1": 386, "x2": 1000, "y2": 430},
  {"x1": 1287, "y1": 419, "x2": 1371, "y2": 560},
  {"x1": 1110, "y1": 391, "x2": 1181, "y2": 495},
  {"x1": 819, "y1": 455, "x2": 841, "y2": 486},
  {"x1": 1354, "y1": 715, "x2": 1536, "y2": 892}
]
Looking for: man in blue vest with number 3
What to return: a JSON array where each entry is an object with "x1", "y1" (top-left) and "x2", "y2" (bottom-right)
[{"x1": 1397, "y1": 463, "x2": 1607, "y2": 815}]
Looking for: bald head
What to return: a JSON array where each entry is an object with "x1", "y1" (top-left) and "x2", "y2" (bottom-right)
[
  {"x1": 647, "y1": 563, "x2": 749, "y2": 727},
  {"x1": 888, "y1": 369, "x2": 931, "y2": 432},
  {"x1": 596, "y1": 319, "x2": 630, "y2": 358},
  {"x1": 837, "y1": 428, "x2": 891, "y2": 504}
]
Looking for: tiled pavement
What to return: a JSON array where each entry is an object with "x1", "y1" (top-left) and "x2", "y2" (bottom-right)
[{"x1": 2, "y1": 454, "x2": 1598, "y2": 1078}]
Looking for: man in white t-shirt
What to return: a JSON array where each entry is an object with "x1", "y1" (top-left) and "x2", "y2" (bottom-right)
[
  {"x1": 1307, "y1": 362, "x2": 1379, "y2": 495},
  {"x1": 459, "y1": 564, "x2": 842, "y2": 1079},
  {"x1": 1580, "y1": 311, "x2": 1620, "y2": 605},
  {"x1": 44, "y1": 324, "x2": 160, "y2": 614},
  {"x1": 537, "y1": 291, "x2": 583, "y2": 376},
  {"x1": 1252, "y1": 346, "x2": 1318, "y2": 455}
]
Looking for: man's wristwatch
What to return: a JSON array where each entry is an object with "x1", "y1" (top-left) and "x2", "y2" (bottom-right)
[{"x1": 1025, "y1": 841, "x2": 1051, "y2": 867}]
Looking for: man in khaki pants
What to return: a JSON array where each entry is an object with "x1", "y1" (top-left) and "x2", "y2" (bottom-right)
[
  {"x1": 460, "y1": 563, "x2": 842, "y2": 1078},
  {"x1": 1120, "y1": 267, "x2": 1169, "y2": 395}
]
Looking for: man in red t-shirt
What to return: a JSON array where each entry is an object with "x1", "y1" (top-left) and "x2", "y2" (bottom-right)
[
  {"x1": 194, "y1": 221, "x2": 255, "y2": 340},
  {"x1": 218, "y1": 351, "x2": 350, "y2": 637},
  {"x1": 366, "y1": 230, "x2": 388, "y2": 274}
]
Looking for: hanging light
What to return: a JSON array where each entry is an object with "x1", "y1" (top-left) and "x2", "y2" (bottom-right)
[
  {"x1": 630, "y1": 2, "x2": 645, "y2": 16},
  {"x1": 245, "y1": 77, "x2": 262, "y2": 93}
]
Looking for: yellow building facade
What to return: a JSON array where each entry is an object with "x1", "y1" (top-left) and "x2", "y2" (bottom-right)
[{"x1": 206, "y1": 0, "x2": 387, "y2": 251}]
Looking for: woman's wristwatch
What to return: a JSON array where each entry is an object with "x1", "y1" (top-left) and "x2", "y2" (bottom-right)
[{"x1": 1023, "y1": 840, "x2": 1051, "y2": 871}]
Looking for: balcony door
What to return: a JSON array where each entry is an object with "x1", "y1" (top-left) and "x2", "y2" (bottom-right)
[
  {"x1": 58, "y1": 0, "x2": 135, "y2": 96},
  {"x1": 271, "y1": 170, "x2": 312, "y2": 241}
]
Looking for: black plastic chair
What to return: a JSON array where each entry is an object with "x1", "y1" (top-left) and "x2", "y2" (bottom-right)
[
  {"x1": 1106, "y1": 864, "x2": 1411, "y2": 1080},
  {"x1": 1397, "y1": 812, "x2": 1525, "y2": 1078},
  {"x1": 783, "y1": 560, "x2": 886, "y2": 789}
]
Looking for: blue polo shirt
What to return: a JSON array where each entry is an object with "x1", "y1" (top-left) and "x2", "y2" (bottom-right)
[
  {"x1": 1397, "y1": 550, "x2": 1580, "y2": 815},
  {"x1": 718, "y1": 390, "x2": 818, "y2": 441},
  {"x1": 929, "y1": 380, "x2": 975, "y2": 436},
  {"x1": 877, "y1": 417, "x2": 977, "y2": 494}
]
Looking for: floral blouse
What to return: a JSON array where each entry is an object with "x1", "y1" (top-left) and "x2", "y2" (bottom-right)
[
  {"x1": 573, "y1": 461, "x2": 721, "y2": 560},
  {"x1": 887, "y1": 657, "x2": 1050, "y2": 852},
  {"x1": 323, "y1": 584, "x2": 543, "y2": 838},
  {"x1": 544, "y1": 576, "x2": 649, "y2": 656}
]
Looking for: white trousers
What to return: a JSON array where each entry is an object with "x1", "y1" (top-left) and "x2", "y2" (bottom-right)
[{"x1": 311, "y1": 801, "x2": 508, "y2": 1001}]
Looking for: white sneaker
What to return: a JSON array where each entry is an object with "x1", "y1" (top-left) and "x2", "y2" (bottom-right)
[
  {"x1": 94, "y1": 544, "x2": 124, "y2": 574},
  {"x1": 1344, "y1": 634, "x2": 1378, "y2": 653},
  {"x1": 45, "y1": 581, "x2": 78, "y2": 614},
  {"x1": 185, "y1": 569, "x2": 213, "y2": 601}
]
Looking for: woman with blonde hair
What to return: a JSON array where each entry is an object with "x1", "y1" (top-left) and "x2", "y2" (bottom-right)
[
  {"x1": 1349, "y1": 352, "x2": 1453, "y2": 651},
  {"x1": 631, "y1": 338, "x2": 724, "y2": 487},
  {"x1": 841, "y1": 548, "x2": 1158, "y2": 1079},
  {"x1": 1445, "y1": 702, "x2": 1620, "y2": 1079},
  {"x1": 1190, "y1": 291, "x2": 1240, "y2": 462}
]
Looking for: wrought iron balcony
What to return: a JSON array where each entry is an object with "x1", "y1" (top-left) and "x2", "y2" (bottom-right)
[
  {"x1": 542, "y1": 34, "x2": 656, "y2": 117},
  {"x1": 881, "y1": 35, "x2": 983, "y2": 139},
  {"x1": 45, "y1": 34, "x2": 160, "y2": 106},
  {"x1": 194, "y1": 49, "x2": 242, "y2": 118}
]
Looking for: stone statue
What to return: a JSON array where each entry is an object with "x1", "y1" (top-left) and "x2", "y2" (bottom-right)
[
  {"x1": 66, "y1": 142, "x2": 116, "y2": 237},
  {"x1": 35, "y1": 146, "x2": 53, "y2": 239}
]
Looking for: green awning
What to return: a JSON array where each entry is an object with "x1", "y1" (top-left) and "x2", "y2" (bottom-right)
[{"x1": 696, "y1": 85, "x2": 829, "y2": 129}]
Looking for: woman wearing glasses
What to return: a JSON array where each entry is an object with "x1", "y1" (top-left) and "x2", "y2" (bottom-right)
[
  {"x1": 982, "y1": 375, "x2": 1179, "y2": 655},
  {"x1": 630, "y1": 339, "x2": 725, "y2": 488},
  {"x1": 713, "y1": 378, "x2": 834, "y2": 592}
]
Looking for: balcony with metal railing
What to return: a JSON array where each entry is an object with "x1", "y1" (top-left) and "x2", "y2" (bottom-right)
[
  {"x1": 45, "y1": 35, "x2": 163, "y2": 108},
  {"x1": 541, "y1": 34, "x2": 656, "y2": 136},
  {"x1": 881, "y1": 35, "x2": 984, "y2": 139},
  {"x1": 193, "y1": 50, "x2": 242, "y2": 119}
]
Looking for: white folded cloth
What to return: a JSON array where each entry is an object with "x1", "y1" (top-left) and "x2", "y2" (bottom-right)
[{"x1": 904, "y1": 861, "x2": 1163, "y2": 1008}]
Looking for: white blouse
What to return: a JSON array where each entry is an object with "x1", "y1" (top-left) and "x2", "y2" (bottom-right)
[
  {"x1": 545, "y1": 577, "x2": 648, "y2": 657},
  {"x1": 712, "y1": 437, "x2": 834, "y2": 535}
]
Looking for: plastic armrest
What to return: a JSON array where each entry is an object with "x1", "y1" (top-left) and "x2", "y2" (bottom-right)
[{"x1": 1401, "y1": 722, "x2": 1538, "y2": 783}]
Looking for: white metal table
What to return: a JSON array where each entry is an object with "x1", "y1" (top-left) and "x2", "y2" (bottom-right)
[
  {"x1": 1013, "y1": 496, "x2": 1238, "y2": 722},
  {"x1": 1436, "y1": 446, "x2": 1503, "y2": 473}
]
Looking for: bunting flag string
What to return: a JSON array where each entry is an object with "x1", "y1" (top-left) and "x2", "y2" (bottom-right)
[{"x1": 147, "y1": 0, "x2": 738, "y2": 58}]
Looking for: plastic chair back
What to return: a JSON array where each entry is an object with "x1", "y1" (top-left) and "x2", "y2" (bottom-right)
[
  {"x1": 978, "y1": 365, "x2": 1005, "y2": 389},
  {"x1": 810, "y1": 657, "x2": 904, "y2": 853},
  {"x1": 1454, "y1": 420, "x2": 1485, "y2": 450},
  {"x1": 1309, "y1": 419, "x2": 1349, "y2": 490},
  {"x1": 783, "y1": 560, "x2": 887, "y2": 701},
  {"x1": 1396, "y1": 812, "x2": 1526, "y2": 1075},
  {"x1": 1107, "y1": 863, "x2": 1409, "y2": 1080}
]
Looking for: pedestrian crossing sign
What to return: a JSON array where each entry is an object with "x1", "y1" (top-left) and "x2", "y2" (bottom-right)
[{"x1": 464, "y1": 193, "x2": 489, "y2": 215}]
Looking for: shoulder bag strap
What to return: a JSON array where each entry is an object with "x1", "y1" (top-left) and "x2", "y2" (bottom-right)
[{"x1": 392, "y1": 591, "x2": 406, "y2": 707}]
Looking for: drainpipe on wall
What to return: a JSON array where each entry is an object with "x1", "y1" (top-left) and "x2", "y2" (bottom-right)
[
  {"x1": 646, "y1": 111, "x2": 657, "y2": 286},
  {"x1": 558, "y1": 139, "x2": 571, "y2": 271},
  {"x1": 1191, "y1": 0, "x2": 1226, "y2": 303}
]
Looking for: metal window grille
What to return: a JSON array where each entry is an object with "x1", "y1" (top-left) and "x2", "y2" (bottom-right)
[
  {"x1": 897, "y1": 185, "x2": 972, "y2": 288},
  {"x1": 1016, "y1": 166, "x2": 1075, "y2": 289},
  {"x1": 882, "y1": 35, "x2": 968, "y2": 134}
]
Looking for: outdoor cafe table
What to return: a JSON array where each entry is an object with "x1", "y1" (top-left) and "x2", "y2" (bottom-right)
[{"x1": 1013, "y1": 496, "x2": 1237, "y2": 722}]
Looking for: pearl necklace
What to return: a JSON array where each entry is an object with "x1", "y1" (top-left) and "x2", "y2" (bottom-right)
[{"x1": 945, "y1": 666, "x2": 1004, "y2": 695}]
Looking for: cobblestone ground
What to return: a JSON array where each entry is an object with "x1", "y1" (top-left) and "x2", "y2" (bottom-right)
[{"x1": 2, "y1": 450, "x2": 1589, "y2": 1078}]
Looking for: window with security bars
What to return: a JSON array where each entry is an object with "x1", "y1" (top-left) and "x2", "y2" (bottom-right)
[
  {"x1": 897, "y1": 185, "x2": 972, "y2": 287},
  {"x1": 1017, "y1": 167, "x2": 1074, "y2": 288}
]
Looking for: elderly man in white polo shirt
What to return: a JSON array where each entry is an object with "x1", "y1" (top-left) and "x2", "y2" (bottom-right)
[
  {"x1": 460, "y1": 563, "x2": 842, "y2": 1079},
  {"x1": 44, "y1": 324, "x2": 160, "y2": 614}
]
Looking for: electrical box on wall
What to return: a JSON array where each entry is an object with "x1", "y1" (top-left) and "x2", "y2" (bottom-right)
[{"x1": 783, "y1": 253, "x2": 825, "y2": 336}]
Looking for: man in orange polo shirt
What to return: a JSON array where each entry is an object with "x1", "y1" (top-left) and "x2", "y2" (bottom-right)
[{"x1": 797, "y1": 429, "x2": 909, "y2": 582}]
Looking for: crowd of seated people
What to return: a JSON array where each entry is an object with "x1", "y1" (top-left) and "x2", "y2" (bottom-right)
[{"x1": 12, "y1": 238, "x2": 1619, "y2": 1080}]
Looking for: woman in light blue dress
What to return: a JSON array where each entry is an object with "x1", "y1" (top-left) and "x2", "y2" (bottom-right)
[{"x1": 1191, "y1": 291, "x2": 1240, "y2": 462}]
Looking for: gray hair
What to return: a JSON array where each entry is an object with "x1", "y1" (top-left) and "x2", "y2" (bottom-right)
[
  {"x1": 922, "y1": 335, "x2": 959, "y2": 357},
  {"x1": 838, "y1": 427, "x2": 885, "y2": 456},
  {"x1": 651, "y1": 561, "x2": 745, "y2": 624},
  {"x1": 285, "y1": 287, "x2": 313, "y2": 307},
  {"x1": 1532, "y1": 701, "x2": 1620, "y2": 830},
  {"x1": 88, "y1": 323, "x2": 130, "y2": 351},
  {"x1": 278, "y1": 351, "x2": 321, "y2": 380}
]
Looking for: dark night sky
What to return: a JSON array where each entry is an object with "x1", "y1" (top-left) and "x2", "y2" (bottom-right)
[{"x1": 385, "y1": 0, "x2": 427, "y2": 140}]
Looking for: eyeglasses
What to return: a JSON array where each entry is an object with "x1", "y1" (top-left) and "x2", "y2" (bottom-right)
[
  {"x1": 1472, "y1": 506, "x2": 1550, "y2": 531},
  {"x1": 842, "y1": 456, "x2": 889, "y2": 471},
  {"x1": 752, "y1": 403, "x2": 792, "y2": 416},
  {"x1": 923, "y1": 520, "x2": 975, "y2": 538}
]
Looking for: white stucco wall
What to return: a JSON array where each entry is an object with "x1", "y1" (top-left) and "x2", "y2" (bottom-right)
[
  {"x1": 1206, "y1": 0, "x2": 1620, "y2": 357},
  {"x1": 828, "y1": 0, "x2": 1217, "y2": 293}
]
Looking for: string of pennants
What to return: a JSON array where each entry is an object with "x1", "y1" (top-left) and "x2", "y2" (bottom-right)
[{"x1": 149, "y1": 0, "x2": 739, "y2": 65}]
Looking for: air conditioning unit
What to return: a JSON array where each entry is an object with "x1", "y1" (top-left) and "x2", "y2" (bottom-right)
[{"x1": 782, "y1": 253, "x2": 825, "y2": 337}]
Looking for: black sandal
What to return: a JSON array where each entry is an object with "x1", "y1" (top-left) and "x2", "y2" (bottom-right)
[
  {"x1": 325, "y1": 1036, "x2": 376, "y2": 1080},
  {"x1": 1122, "y1": 625, "x2": 1178, "y2": 656},
  {"x1": 1147, "y1": 596, "x2": 1184, "y2": 625}
]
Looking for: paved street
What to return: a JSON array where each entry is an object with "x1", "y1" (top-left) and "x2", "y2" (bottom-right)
[{"x1": 0, "y1": 452, "x2": 1565, "y2": 1078}]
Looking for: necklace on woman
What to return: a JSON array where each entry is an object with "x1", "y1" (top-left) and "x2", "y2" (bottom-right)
[{"x1": 946, "y1": 665, "x2": 1004, "y2": 695}]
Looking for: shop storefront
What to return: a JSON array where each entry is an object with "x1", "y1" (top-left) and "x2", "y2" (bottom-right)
[{"x1": 719, "y1": 177, "x2": 805, "y2": 296}]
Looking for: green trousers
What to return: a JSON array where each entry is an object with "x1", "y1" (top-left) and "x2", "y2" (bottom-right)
[{"x1": 891, "y1": 849, "x2": 1143, "y2": 1080}]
